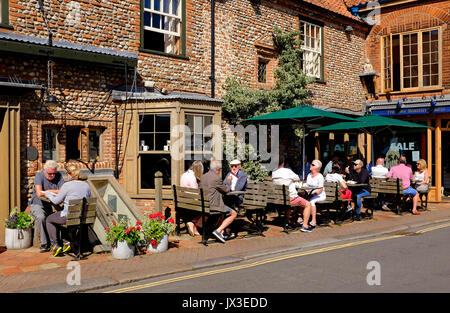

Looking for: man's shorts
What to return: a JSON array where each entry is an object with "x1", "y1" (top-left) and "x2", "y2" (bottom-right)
[
  {"x1": 290, "y1": 196, "x2": 307, "y2": 207},
  {"x1": 403, "y1": 186, "x2": 417, "y2": 196}
]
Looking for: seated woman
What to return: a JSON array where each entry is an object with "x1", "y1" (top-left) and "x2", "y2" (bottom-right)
[
  {"x1": 180, "y1": 160, "x2": 204, "y2": 237},
  {"x1": 414, "y1": 159, "x2": 430, "y2": 194},
  {"x1": 325, "y1": 164, "x2": 352, "y2": 211},
  {"x1": 305, "y1": 160, "x2": 326, "y2": 227},
  {"x1": 44, "y1": 164, "x2": 91, "y2": 257}
]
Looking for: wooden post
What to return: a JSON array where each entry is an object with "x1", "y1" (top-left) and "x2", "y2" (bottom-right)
[{"x1": 155, "y1": 171, "x2": 163, "y2": 213}]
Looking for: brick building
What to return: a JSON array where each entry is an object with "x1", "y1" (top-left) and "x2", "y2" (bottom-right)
[
  {"x1": 346, "y1": 0, "x2": 450, "y2": 202},
  {"x1": 0, "y1": 0, "x2": 370, "y2": 240}
]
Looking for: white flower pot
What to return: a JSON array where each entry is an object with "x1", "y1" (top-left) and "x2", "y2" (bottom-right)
[
  {"x1": 147, "y1": 234, "x2": 169, "y2": 253},
  {"x1": 111, "y1": 240, "x2": 135, "y2": 259},
  {"x1": 5, "y1": 228, "x2": 33, "y2": 250}
]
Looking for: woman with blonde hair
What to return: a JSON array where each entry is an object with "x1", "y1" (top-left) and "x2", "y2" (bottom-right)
[
  {"x1": 414, "y1": 159, "x2": 430, "y2": 193},
  {"x1": 305, "y1": 160, "x2": 326, "y2": 227},
  {"x1": 44, "y1": 164, "x2": 91, "y2": 256}
]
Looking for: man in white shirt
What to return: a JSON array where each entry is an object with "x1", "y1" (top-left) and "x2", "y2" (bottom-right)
[
  {"x1": 272, "y1": 156, "x2": 313, "y2": 232},
  {"x1": 371, "y1": 157, "x2": 390, "y2": 211},
  {"x1": 371, "y1": 158, "x2": 389, "y2": 178}
]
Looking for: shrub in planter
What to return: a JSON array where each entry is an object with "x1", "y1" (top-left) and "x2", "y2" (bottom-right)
[
  {"x1": 5, "y1": 208, "x2": 35, "y2": 250},
  {"x1": 104, "y1": 219, "x2": 142, "y2": 259},
  {"x1": 142, "y1": 212, "x2": 175, "y2": 252}
]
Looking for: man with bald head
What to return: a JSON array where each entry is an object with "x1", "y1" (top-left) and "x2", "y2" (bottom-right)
[{"x1": 371, "y1": 158, "x2": 389, "y2": 178}]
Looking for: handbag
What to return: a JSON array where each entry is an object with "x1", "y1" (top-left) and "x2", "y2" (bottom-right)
[{"x1": 416, "y1": 183, "x2": 429, "y2": 193}]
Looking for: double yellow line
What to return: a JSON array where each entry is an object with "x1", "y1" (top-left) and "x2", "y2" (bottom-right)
[{"x1": 104, "y1": 222, "x2": 450, "y2": 293}]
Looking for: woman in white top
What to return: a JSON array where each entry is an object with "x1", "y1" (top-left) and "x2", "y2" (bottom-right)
[
  {"x1": 414, "y1": 159, "x2": 430, "y2": 193},
  {"x1": 180, "y1": 161, "x2": 204, "y2": 236},
  {"x1": 306, "y1": 160, "x2": 326, "y2": 227}
]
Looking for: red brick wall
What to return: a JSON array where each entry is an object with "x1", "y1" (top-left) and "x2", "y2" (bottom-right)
[{"x1": 364, "y1": 0, "x2": 450, "y2": 101}]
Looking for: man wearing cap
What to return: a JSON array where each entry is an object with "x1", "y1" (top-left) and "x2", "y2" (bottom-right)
[
  {"x1": 346, "y1": 159, "x2": 371, "y2": 221},
  {"x1": 223, "y1": 159, "x2": 248, "y2": 208}
]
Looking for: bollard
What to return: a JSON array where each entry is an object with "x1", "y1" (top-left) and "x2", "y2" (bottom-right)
[{"x1": 154, "y1": 171, "x2": 163, "y2": 213}]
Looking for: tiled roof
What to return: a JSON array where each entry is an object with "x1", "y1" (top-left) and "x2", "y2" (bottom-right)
[
  {"x1": 302, "y1": 0, "x2": 360, "y2": 20},
  {"x1": 343, "y1": 0, "x2": 368, "y2": 7}
]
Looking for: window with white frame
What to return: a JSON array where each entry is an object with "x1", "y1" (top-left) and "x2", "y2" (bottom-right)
[
  {"x1": 300, "y1": 20, "x2": 323, "y2": 79},
  {"x1": 382, "y1": 28, "x2": 441, "y2": 92},
  {"x1": 142, "y1": 0, "x2": 183, "y2": 55}
]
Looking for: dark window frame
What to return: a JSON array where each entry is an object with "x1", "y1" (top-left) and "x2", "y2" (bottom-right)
[{"x1": 0, "y1": 0, "x2": 12, "y2": 29}]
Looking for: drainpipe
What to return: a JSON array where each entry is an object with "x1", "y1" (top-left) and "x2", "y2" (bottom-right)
[{"x1": 210, "y1": 0, "x2": 216, "y2": 98}]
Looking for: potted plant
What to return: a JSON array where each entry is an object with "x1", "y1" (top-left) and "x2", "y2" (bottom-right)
[
  {"x1": 142, "y1": 212, "x2": 175, "y2": 253},
  {"x1": 105, "y1": 219, "x2": 142, "y2": 259},
  {"x1": 5, "y1": 208, "x2": 35, "y2": 250}
]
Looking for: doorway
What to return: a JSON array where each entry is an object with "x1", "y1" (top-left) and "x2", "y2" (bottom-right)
[{"x1": 442, "y1": 132, "x2": 450, "y2": 199}]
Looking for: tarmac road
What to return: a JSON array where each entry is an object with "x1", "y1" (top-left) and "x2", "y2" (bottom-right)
[{"x1": 99, "y1": 222, "x2": 450, "y2": 294}]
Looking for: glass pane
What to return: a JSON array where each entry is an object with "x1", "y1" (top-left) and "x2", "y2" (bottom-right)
[
  {"x1": 404, "y1": 66, "x2": 411, "y2": 77},
  {"x1": 139, "y1": 114, "x2": 155, "y2": 133},
  {"x1": 155, "y1": 114, "x2": 170, "y2": 132},
  {"x1": 403, "y1": 56, "x2": 410, "y2": 67},
  {"x1": 423, "y1": 42, "x2": 430, "y2": 53},
  {"x1": 404, "y1": 78, "x2": 410, "y2": 88},
  {"x1": 403, "y1": 35, "x2": 410, "y2": 45},
  {"x1": 431, "y1": 52, "x2": 439, "y2": 63},
  {"x1": 89, "y1": 130, "x2": 100, "y2": 161},
  {"x1": 204, "y1": 116, "x2": 213, "y2": 128},
  {"x1": 411, "y1": 55, "x2": 418, "y2": 65},
  {"x1": 194, "y1": 134, "x2": 203, "y2": 151},
  {"x1": 411, "y1": 66, "x2": 418, "y2": 77},
  {"x1": 423, "y1": 31, "x2": 430, "y2": 42},
  {"x1": 423, "y1": 65, "x2": 430, "y2": 76},
  {"x1": 423, "y1": 75, "x2": 430, "y2": 87},
  {"x1": 431, "y1": 64, "x2": 439, "y2": 75},
  {"x1": 140, "y1": 154, "x2": 171, "y2": 189},
  {"x1": 410, "y1": 33, "x2": 417, "y2": 44},
  {"x1": 431, "y1": 75, "x2": 439, "y2": 86},
  {"x1": 139, "y1": 133, "x2": 154, "y2": 150},
  {"x1": 431, "y1": 41, "x2": 438, "y2": 52},
  {"x1": 144, "y1": 0, "x2": 151, "y2": 8},
  {"x1": 153, "y1": 0, "x2": 161, "y2": 11},
  {"x1": 423, "y1": 53, "x2": 430, "y2": 65},
  {"x1": 144, "y1": 12, "x2": 151, "y2": 26},
  {"x1": 411, "y1": 76, "x2": 418, "y2": 87},
  {"x1": 155, "y1": 133, "x2": 170, "y2": 150},
  {"x1": 172, "y1": 0, "x2": 180, "y2": 15},
  {"x1": 152, "y1": 13, "x2": 161, "y2": 29},
  {"x1": 193, "y1": 115, "x2": 203, "y2": 134},
  {"x1": 163, "y1": 0, "x2": 170, "y2": 13},
  {"x1": 431, "y1": 30, "x2": 438, "y2": 41},
  {"x1": 411, "y1": 43, "x2": 418, "y2": 55},
  {"x1": 185, "y1": 115, "x2": 194, "y2": 132}
]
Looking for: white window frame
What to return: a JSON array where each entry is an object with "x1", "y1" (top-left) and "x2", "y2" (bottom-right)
[
  {"x1": 300, "y1": 20, "x2": 323, "y2": 79},
  {"x1": 143, "y1": 0, "x2": 182, "y2": 39}
]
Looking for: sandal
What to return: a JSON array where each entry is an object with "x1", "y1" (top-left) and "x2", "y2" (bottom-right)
[{"x1": 412, "y1": 211, "x2": 421, "y2": 215}]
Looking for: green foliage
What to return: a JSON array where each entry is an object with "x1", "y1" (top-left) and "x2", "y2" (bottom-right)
[
  {"x1": 105, "y1": 218, "x2": 141, "y2": 246},
  {"x1": 142, "y1": 212, "x2": 175, "y2": 247},
  {"x1": 223, "y1": 139, "x2": 269, "y2": 182},
  {"x1": 222, "y1": 27, "x2": 313, "y2": 125},
  {"x1": 5, "y1": 208, "x2": 34, "y2": 229}
]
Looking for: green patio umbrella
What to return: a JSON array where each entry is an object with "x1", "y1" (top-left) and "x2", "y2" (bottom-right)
[
  {"x1": 246, "y1": 105, "x2": 358, "y2": 179},
  {"x1": 313, "y1": 114, "x2": 429, "y2": 164}
]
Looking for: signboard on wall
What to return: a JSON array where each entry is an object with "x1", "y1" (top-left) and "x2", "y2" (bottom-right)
[{"x1": 372, "y1": 106, "x2": 450, "y2": 116}]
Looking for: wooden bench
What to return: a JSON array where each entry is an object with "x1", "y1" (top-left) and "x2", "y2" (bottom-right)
[
  {"x1": 360, "y1": 178, "x2": 384, "y2": 217},
  {"x1": 365, "y1": 178, "x2": 409, "y2": 214},
  {"x1": 239, "y1": 182, "x2": 267, "y2": 236},
  {"x1": 314, "y1": 181, "x2": 348, "y2": 225},
  {"x1": 264, "y1": 181, "x2": 291, "y2": 232},
  {"x1": 172, "y1": 185, "x2": 222, "y2": 245},
  {"x1": 63, "y1": 197, "x2": 97, "y2": 260}
]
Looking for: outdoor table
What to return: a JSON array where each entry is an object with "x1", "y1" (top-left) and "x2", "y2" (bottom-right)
[
  {"x1": 39, "y1": 196, "x2": 62, "y2": 212},
  {"x1": 345, "y1": 183, "x2": 368, "y2": 188}
]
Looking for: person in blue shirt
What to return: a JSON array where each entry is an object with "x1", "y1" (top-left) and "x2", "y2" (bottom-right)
[{"x1": 223, "y1": 159, "x2": 248, "y2": 207}]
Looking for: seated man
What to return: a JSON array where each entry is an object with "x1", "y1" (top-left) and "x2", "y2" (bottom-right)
[
  {"x1": 371, "y1": 157, "x2": 390, "y2": 210},
  {"x1": 346, "y1": 159, "x2": 371, "y2": 221},
  {"x1": 200, "y1": 160, "x2": 237, "y2": 243},
  {"x1": 223, "y1": 159, "x2": 248, "y2": 210},
  {"x1": 29, "y1": 160, "x2": 65, "y2": 252},
  {"x1": 387, "y1": 156, "x2": 420, "y2": 215},
  {"x1": 272, "y1": 156, "x2": 313, "y2": 232}
]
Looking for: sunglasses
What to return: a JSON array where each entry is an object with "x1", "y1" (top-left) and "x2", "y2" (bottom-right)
[
  {"x1": 46, "y1": 172, "x2": 57, "y2": 176},
  {"x1": 231, "y1": 164, "x2": 240, "y2": 168},
  {"x1": 311, "y1": 163, "x2": 318, "y2": 167}
]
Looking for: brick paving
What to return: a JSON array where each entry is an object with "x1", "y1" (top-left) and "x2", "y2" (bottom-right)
[{"x1": 1, "y1": 202, "x2": 450, "y2": 292}]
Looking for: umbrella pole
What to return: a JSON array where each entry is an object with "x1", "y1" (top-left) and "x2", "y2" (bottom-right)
[{"x1": 302, "y1": 126, "x2": 306, "y2": 180}]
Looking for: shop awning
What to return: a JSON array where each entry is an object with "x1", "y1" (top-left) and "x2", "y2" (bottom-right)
[{"x1": 0, "y1": 78, "x2": 43, "y2": 96}]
